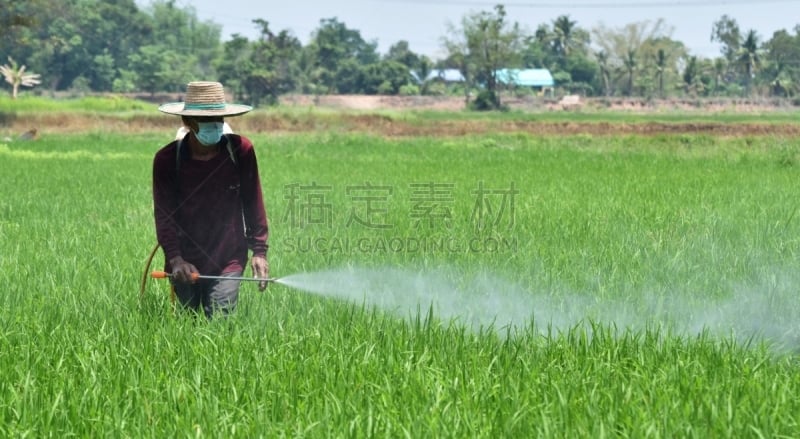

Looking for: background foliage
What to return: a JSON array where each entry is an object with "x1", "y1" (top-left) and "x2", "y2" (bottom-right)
[{"x1": 1, "y1": 0, "x2": 800, "y2": 106}]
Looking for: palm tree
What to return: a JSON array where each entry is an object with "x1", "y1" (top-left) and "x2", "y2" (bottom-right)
[
  {"x1": 595, "y1": 50, "x2": 612, "y2": 96},
  {"x1": 737, "y1": 30, "x2": 760, "y2": 96},
  {"x1": 552, "y1": 15, "x2": 577, "y2": 58},
  {"x1": 683, "y1": 56, "x2": 700, "y2": 96},
  {"x1": 0, "y1": 57, "x2": 41, "y2": 99},
  {"x1": 654, "y1": 49, "x2": 667, "y2": 98},
  {"x1": 623, "y1": 49, "x2": 637, "y2": 96},
  {"x1": 712, "y1": 58, "x2": 726, "y2": 96}
]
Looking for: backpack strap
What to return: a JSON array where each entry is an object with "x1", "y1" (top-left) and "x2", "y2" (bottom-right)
[
  {"x1": 223, "y1": 134, "x2": 238, "y2": 166},
  {"x1": 175, "y1": 136, "x2": 184, "y2": 174}
]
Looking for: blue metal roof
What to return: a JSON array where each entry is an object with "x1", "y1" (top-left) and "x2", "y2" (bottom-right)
[{"x1": 496, "y1": 69, "x2": 554, "y2": 87}]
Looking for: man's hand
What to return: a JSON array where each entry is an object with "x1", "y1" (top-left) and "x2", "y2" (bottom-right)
[
  {"x1": 169, "y1": 256, "x2": 198, "y2": 284},
  {"x1": 251, "y1": 255, "x2": 269, "y2": 291}
]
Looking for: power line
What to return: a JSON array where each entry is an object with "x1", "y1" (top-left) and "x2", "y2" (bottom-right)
[{"x1": 373, "y1": 0, "x2": 800, "y2": 7}]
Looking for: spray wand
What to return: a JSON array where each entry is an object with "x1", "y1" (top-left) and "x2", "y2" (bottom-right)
[{"x1": 151, "y1": 270, "x2": 279, "y2": 284}]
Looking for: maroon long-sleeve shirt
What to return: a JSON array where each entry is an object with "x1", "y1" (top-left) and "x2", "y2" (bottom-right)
[{"x1": 152, "y1": 135, "x2": 268, "y2": 275}]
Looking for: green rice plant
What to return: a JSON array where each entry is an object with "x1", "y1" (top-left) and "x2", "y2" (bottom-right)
[{"x1": 0, "y1": 130, "x2": 798, "y2": 437}]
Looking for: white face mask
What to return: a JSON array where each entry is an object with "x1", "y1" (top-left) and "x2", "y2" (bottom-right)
[{"x1": 194, "y1": 122, "x2": 224, "y2": 146}]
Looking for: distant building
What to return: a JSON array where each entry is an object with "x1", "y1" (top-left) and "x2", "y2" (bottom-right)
[{"x1": 495, "y1": 69, "x2": 555, "y2": 88}]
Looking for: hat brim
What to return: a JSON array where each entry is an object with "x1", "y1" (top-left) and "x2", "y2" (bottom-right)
[{"x1": 158, "y1": 102, "x2": 253, "y2": 117}]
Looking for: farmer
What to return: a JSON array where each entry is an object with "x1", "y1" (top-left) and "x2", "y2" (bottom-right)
[{"x1": 152, "y1": 81, "x2": 269, "y2": 318}]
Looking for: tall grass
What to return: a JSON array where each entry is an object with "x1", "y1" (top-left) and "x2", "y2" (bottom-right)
[
  {"x1": 0, "y1": 130, "x2": 798, "y2": 436},
  {"x1": 0, "y1": 95, "x2": 151, "y2": 112}
]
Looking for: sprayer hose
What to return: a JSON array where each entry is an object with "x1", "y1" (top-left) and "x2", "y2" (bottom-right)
[
  {"x1": 139, "y1": 243, "x2": 177, "y2": 307},
  {"x1": 139, "y1": 243, "x2": 161, "y2": 304}
]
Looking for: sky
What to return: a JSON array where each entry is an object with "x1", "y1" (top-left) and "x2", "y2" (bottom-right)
[{"x1": 139, "y1": 0, "x2": 800, "y2": 60}]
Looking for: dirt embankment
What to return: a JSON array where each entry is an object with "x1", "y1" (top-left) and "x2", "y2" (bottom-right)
[
  {"x1": 279, "y1": 94, "x2": 800, "y2": 114},
  {"x1": 2, "y1": 95, "x2": 799, "y2": 138},
  {"x1": 4, "y1": 114, "x2": 799, "y2": 138}
]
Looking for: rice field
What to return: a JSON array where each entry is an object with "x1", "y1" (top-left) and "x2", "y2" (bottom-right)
[{"x1": 1, "y1": 125, "x2": 799, "y2": 437}]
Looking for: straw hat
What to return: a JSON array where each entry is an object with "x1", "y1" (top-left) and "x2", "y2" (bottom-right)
[{"x1": 158, "y1": 81, "x2": 252, "y2": 117}]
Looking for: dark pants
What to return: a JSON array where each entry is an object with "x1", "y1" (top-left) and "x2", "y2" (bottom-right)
[{"x1": 172, "y1": 271, "x2": 242, "y2": 318}]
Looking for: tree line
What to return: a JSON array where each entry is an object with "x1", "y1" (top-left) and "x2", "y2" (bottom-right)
[{"x1": 2, "y1": 0, "x2": 799, "y2": 109}]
